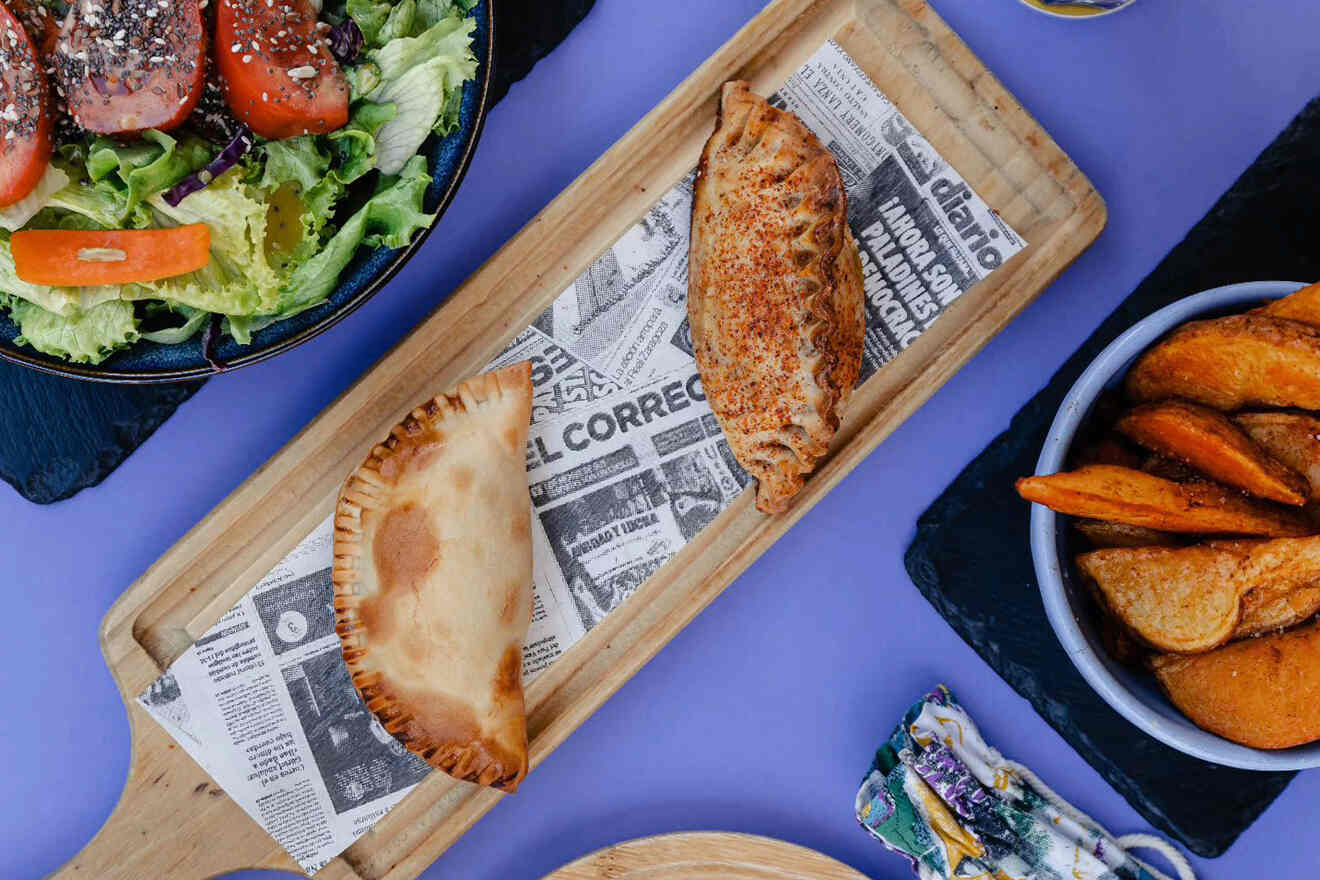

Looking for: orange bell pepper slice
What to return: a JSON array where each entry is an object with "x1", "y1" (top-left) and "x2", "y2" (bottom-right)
[{"x1": 11, "y1": 225, "x2": 211, "y2": 286}]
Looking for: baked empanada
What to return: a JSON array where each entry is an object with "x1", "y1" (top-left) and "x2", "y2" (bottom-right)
[
  {"x1": 333, "y1": 362, "x2": 534, "y2": 791},
  {"x1": 689, "y1": 81, "x2": 864, "y2": 514}
]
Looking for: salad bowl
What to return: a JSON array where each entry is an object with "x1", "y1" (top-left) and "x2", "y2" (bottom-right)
[{"x1": 0, "y1": 0, "x2": 493, "y2": 384}]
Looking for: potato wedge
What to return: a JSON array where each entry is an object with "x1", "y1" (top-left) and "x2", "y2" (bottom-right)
[
  {"x1": 1151, "y1": 621, "x2": 1320, "y2": 749},
  {"x1": 1239, "y1": 579, "x2": 1320, "y2": 639},
  {"x1": 1074, "y1": 519, "x2": 1181, "y2": 549},
  {"x1": 1117, "y1": 400, "x2": 1309, "y2": 505},
  {"x1": 1125, "y1": 314, "x2": 1320, "y2": 410},
  {"x1": 1212, "y1": 537, "x2": 1320, "y2": 637},
  {"x1": 1097, "y1": 613, "x2": 1147, "y2": 667},
  {"x1": 1235, "y1": 412, "x2": 1320, "y2": 502},
  {"x1": 1077, "y1": 545, "x2": 1244, "y2": 652},
  {"x1": 1078, "y1": 537, "x2": 1320, "y2": 652},
  {"x1": 1015, "y1": 465, "x2": 1312, "y2": 536},
  {"x1": 1257, "y1": 280, "x2": 1320, "y2": 326}
]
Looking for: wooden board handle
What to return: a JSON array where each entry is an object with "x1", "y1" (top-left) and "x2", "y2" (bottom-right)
[
  {"x1": 52, "y1": 602, "x2": 331, "y2": 880},
  {"x1": 51, "y1": 705, "x2": 308, "y2": 879}
]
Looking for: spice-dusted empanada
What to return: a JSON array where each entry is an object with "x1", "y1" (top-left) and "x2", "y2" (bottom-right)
[
  {"x1": 333, "y1": 362, "x2": 534, "y2": 791},
  {"x1": 689, "y1": 81, "x2": 864, "y2": 514}
]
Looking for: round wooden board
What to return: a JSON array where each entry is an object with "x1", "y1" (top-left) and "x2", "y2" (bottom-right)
[{"x1": 541, "y1": 832, "x2": 872, "y2": 880}]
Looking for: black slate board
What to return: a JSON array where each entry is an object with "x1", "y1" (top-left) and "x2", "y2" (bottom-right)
[
  {"x1": 0, "y1": 0, "x2": 597, "y2": 505},
  {"x1": 903, "y1": 98, "x2": 1320, "y2": 858}
]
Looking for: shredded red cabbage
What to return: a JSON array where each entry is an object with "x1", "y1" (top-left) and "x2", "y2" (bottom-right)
[
  {"x1": 163, "y1": 128, "x2": 255, "y2": 207},
  {"x1": 329, "y1": 18, "x2": 364, "y2": 64},
  {"x1": 200, "y1": 313, "x2": 226, "y2": 372}
]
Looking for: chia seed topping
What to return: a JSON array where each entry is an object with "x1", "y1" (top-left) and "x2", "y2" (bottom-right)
[
  {"x1": 51, "y1": 0, "x2": 206, "y2": 133},
  {"x1": 0, "y1": 3, "x2": 49, "y2": 157},
  {"x1": 216, "y1": 0, "x2": 349, "y2": 139},
  {"x1": 182, "y1": 72, "x2": 242, "y2": 144}
]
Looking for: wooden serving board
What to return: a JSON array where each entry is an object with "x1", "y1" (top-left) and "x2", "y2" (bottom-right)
[
  {"x1": 58, "y1": 0, "x2": 1105, "y2": 877},
  {"x1": 541, "y1": 832, "x2": 871, "y2": 880}
]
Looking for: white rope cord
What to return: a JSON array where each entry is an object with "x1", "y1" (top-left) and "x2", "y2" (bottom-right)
[
  {"x1": 1116, "y1": 834, "x2": 1198, "y2": 880},
  {"x1": 1003, "y1": 760, "x2": 1197, "y2": 880}
]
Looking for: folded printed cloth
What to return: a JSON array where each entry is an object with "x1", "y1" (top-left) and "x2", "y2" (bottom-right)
[{"x1": 855, "y1": 686, "x2": 1196, "y2": 880}]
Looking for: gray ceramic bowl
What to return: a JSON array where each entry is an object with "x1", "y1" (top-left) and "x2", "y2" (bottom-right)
[{"x1": 1030, "y1": 279, "x2": 1320, "y2": 770}]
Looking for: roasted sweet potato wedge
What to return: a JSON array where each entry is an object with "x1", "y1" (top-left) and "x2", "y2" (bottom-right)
[
  {"x1": 1235, "y1": 412, "x2": 1320, "y2": 502},
  {"x1": 1151, "y1": 621, "x2": 1320, "y2": 749},
  {"x1": 1117, "y1": 399, "x2": 1309, "y2": 505},
  {"x1": 1078, "y1": 537, "x2": 1320, "y2": 652},
  {"x1": 1125, "y1": 314, "x2": 1320, "y2": 410},
  {"x1": 1071, "y1": 433, "x2": 1144, "y2": 470},
  {"x1": 1257, "y1": 281, "x2": 1320, "y2": 326},
  {"x1": 1074, "y1": 519, "x2": 1181, "y2": 549},
  {"x1": 1140, "y1": 453, "x2": 1199, "y2": 483},
  {"x1": 1015, "y1": 465, "x2": 1312, "y2": 536}
]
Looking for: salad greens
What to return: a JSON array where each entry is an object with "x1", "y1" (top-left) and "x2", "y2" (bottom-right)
[
  {"x1": 8, "y1": 297, "x2": 140, "y2": 365},
  {"x1": 0, "y1": 0, "x2": 478, "y2": 365}
]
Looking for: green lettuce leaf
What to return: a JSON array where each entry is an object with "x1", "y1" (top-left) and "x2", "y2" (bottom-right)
[
  {"x1": 46, "y1": 179, "x2": 144, "y2": 229},
  {"x1": 363, "y1": 16, "x2": 476, "y2": 175},
  {"x1": 345, "y1": 61, "x2": 382, "y2": 102},
  {"x1": 327, "y1": 102, "x2": 397, "y2": 184},
  {"x1": 346, "y1": 0, "x2": 392, "y2": 45},
  {"x1": 86, "y1": 130, "x2": 212, "y2": 222},
  {"x1": 10, "y1": 298, "x2": 140, "y2": 364},
  {"x1": 0, "y1": 165, "x2": 71, "y2": 232},
  {"x1": 261, "y1": 138, "x2": 332, "y2": 193},
  {"x1": 361, "y1": 162, "x2": 435, "y2": 249},
  {"x1": 140, "y1": 170, "x2": 283, "y2": 315},
  {"x1": 222, "y1": 312, "x2": 280, "y2": 345},
  {"x1": 140, "y1": 303, "x2": 210, "y2": 345},
  {"x1": 349, "y1": 0, "x2": 473, "y2": 45},
  {"x1": 370, "y1": 14, "x2": 475, "y2": 83},
  {"x1": 418, "y1": 0, "x2": 475, "y2": 29},
  {"x1": 258, "y1": 137, "x2": 345, "y2": 270},
  {"x1": 377, "y1": 0, "x2": 416, "y2": 44},
  {"x1": 434, "y1": 83, "x2": 464, "y2": 137},
  {"x1": 276, "y1": 154, "x2": 434, "y2": 317}
]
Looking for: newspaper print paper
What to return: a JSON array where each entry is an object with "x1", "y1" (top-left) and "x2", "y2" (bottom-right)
[{"x1": 138, "y1": 39, "x2": 1024, "y2": 874}]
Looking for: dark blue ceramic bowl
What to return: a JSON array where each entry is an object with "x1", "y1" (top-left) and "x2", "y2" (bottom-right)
[{"x1": 0, "y1": 1, "x2": 493, "y2": 384}]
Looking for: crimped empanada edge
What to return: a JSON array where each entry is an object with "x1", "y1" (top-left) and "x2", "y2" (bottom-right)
[
  {"x1": 695, "y1": 82, "x2": 864, "y2": 513},
  {"x1": 331, "y1": 362, "x2": 533, "y2": 791}
]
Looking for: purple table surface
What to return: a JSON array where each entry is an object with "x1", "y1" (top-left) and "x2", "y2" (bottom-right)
[{"x1": 8, "y1": 1, "x2": 1320, "y2": 878}]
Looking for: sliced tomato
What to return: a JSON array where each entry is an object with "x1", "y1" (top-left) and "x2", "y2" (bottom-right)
[
  {"x1": 6, "y1": 0, "x2": 57, "y2": 56},
  {"x1": 0, "y1": 0, "x2": 52, "y2": 208},
  {"x1": 216, "y1": 0, "x2": 349, "y2": 140},
  {"x1": 12, "y1": 225, "x2": 211, "y2": 286},
  {"x1": 53, "y1": 0, "x2": 207, "y2": 135}
]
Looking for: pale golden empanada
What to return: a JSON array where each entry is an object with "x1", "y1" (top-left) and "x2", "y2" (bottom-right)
[
  {"x1": 333, "y1": 362, "x2": 534, "y2": 791},
  {"x1": 689, "y1": 81, "x2": 865, "y2": 514}
]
